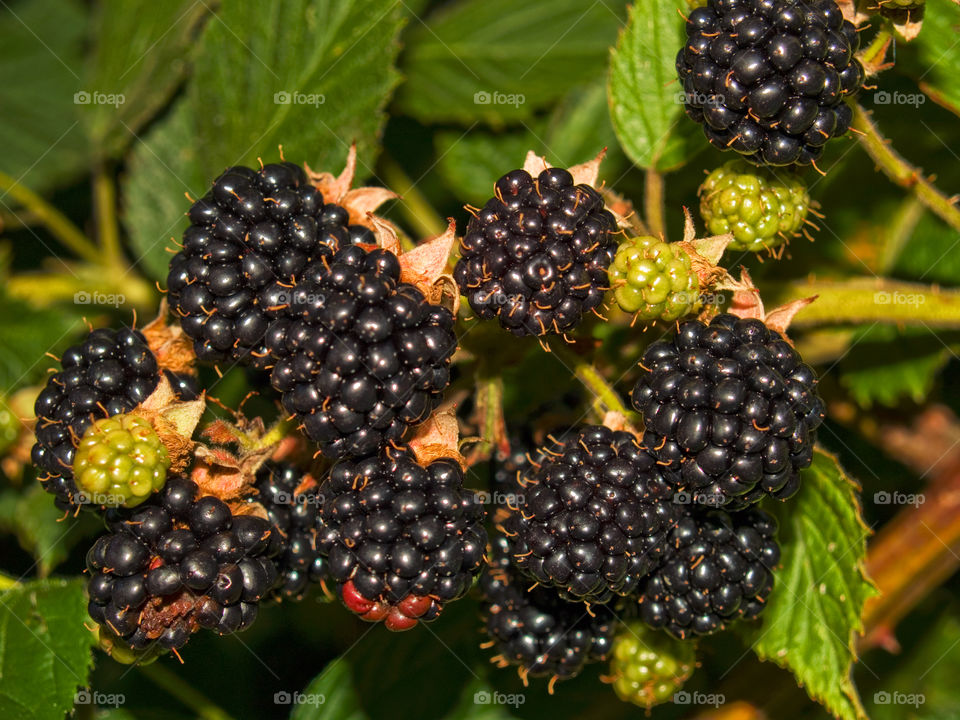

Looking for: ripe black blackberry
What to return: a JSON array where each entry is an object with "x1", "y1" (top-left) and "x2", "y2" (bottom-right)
[
  {"x1": 167, "y1": 162, "x2": 375, "y2": 368},
  {"x1": 164, "y1": 369, "x2": 200, "y2": 401},
  {"x1": 676, "y1": 0, "x2": 864, "y2": 166},
  {"x1": 638, "y1": 508, "x2": 780, "y2": 639},
  {"x1": 269, "y1": 244, "x2": 456, "y2": 459},
  {"x1": 318, "y1": 444, "x2": 486, "y2": 630},
  {"x1": 32, "y1": 328, "x2": 160, "y2": 509},
  {"x1": 505, "y1": 426, "x2": 679, "y2": 603},
  {"x1": 454, "y1": 167, "x2": 618, "y2": 336},
  {"x1": 479, "y1": 528, "x2": 616, "y2": 687},
  {"x1": 87, "y1": 477, "x2": 279, "y2": 652},
  {"x1": 630, "y1": 313, "x2": 824, "y2": 508},
  {"x1": 253, "y1": 462, "x2": 326, "y2": 600}
]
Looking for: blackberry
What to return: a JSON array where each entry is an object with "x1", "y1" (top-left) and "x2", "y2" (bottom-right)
[
  {"x1": 638, "y1": 508, "x2": 780, "y2": 639},
  {"x1": 269, "y1": 244, "x2": 456, "y2": 459},
  {"x1": 608, "y1": 621, "x2": 696, "y2": 708},
  {"x1": 318, "y1": 444, "x2": 486, "y2": 630},
  {"x1": 253, "y1": 462, "x2": 326, "y2": 600},
  {"x1": 87, "y1": 477, "x2": 278, "y2": 653},
  {"x1": 454, "y1": 167, "x2": 618, "y2": 336},
  {"x1": 609, "y1": 237, "x2": 700, "y2": 322},
  {"x1": 73, "y1": 414, "x2": 170, "y2": 508},
  {"x1": 630, "y1": 313, "x2": 824, "y2": 507},
  {"x1": 164, "y1": 370, "x2": 201, "y2": 401},
  {"x1": 32, "y1": 328, "x2": 160, "y2": 509},
  {"x1": 699, "y1": 160, "x2": 810, "y2": 252},
  {"x1": 505, "y1": 426, "x2": 679, "y2": 603},
  {"x1": 479, "y1": 530, "x2": 616, "y2": 687},
  {"x1": 677, "y1": 0, "x2": 864, "y2": 166},
  {"x1": 166, "y1": 162, "x2": 375, "y2": 368}
]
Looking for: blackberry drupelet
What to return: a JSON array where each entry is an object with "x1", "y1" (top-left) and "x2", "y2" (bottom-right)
[
  {"x1": 699, "y1": 160, "x2": 810, "y2": 252},
  {"x1": 638, "y1": 508, "x2": 780, "y2": 639},
  {"x1": 479, "y1": 528, "x2": 616, "y2": 686},
  {"x1": 269, "y1": 244, "x2": 456, "y2": 459},
  {"x1": 454, "y1": 167, "x2": 618, "y2": 336},
  {"x1": 677, "y1": 0, "x2": 864, "y2": 166},
  {"x1": 608, "y1": 237, "x2": 700, "y2": 322},
  {"x1": 506, "y1": 426, "x2": 679, "y2": 603},
  {"x1": 167, "y1": 162, "x2": 375, "y2": 368},
  {"x1": 253, "y1": 462, "x2": 326, "y2": 600},
  {"x1": 318, "y1": 444, "x2": 486, "y2": 630},
  {"x1": 630, "y1": 313, "x2": 824, "y2": 507},
  {"x1": 164, "y1": 370, "x2": 201, "y2": 401},
  {"x1": 87, "y1": 477, "x2": 279, "y2": 653},
  {"x1": 33, "y1": 328, "x2": 160, "y2": 509},
  {"x1": 608, "y1": 620, "x2": 696, "y2": 708}
]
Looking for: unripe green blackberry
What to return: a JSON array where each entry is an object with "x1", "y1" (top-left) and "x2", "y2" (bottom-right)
[
  {"x1": 699, "y1": 161, "x2": 810, "y2": 253},
  {"x1": 879, "y1": 0, "x2": 922, "y2": 8},
  {"x1": 609, "y1": 237, "x2": 699, "y2": 322},
  {"x1": 609, "y1": 622, "x2": 696, "y2": 709},
  {"x1": 73, "y1": 414, "x2": 170, "y2": 508}
]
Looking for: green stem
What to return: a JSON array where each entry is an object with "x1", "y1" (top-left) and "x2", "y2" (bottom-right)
[
  {"x1": 140, "y1": 662, "x2": 235, "y2": 720},
  {"x1": 644, "y1": 167, "x2": 666, "y2": 240},
  {"x1": 879, "y1": 195, "x2": 925, "y2": 273},
  {"x1": 771, "y1": 277, "x2": 960, "y2": 327},
  {"x1": 0, "y1": 171, "x2": 101, "y2": 264},
  {"x1": 0, "y1": 208, "x2": 40, "y2": 231},
  {"x1": 860, "y1": 27, "x2": 892, "y2": 69},
  {"x1": 93, "y1": 164, "x2": 122, "y2": 266},
  {"x1": 0, "y1": 573, "x2": 21, "y2": 591},
  {"x1": 379, "y1": 156, "x2": 446, "y2": 239},
  {"x1": 852, "y1": 103, "x2": 960, "y2": 233},
  {"x1": 550, "y1": 343, "x2": 638, "y2": 423}
]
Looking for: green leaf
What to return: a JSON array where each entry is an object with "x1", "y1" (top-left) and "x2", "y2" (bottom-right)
[
  {"x1": 437, "y1": 81, "x2": 623, "y2": 204},
  {"x1": 912, "y1": 1, "x2": 960, "y2": 117},
  {"x1": 0, "y1": 486, "x2": 102, "y2": 577},
  {"x1": 0, "y1": 0, "x2": 89, "y2": 193},
  {"x1": 398, "y1": 0, "x2": 626, "y2": 124},
  {"x1": 0, "y1": 578, "x2": 95, "y2": 720},
  {"x1": 839, "y1": 325, "x2": 952, "y2": 408},
  {"x1": 122, "y1": 0, "x2": 405, "y2": 282},
  {"x1": 608, "y1": 0, "x2": 702, "y2": 170},
  {"x1": 81, "y1": 0, "x2": 211, "y2": 159},
  {"x1": 867, "y1": 610, "x2": 960, "y2": 720},
  {"x1": 892, "y1": 211, "x2": 960, "y2": 287},
  {"x1": 742, "y1": 449, "x2": 877, "y2": 720},
  {"x1": 289, "y1": 659, "x2": 368, "y2": 720},
  {"x1": 0, "y1": 291, "x2": 82, "y2": 393}
]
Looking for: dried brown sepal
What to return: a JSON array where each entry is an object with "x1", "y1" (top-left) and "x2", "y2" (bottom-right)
[
  {"x1": 676, "y1": 207, "x2": 736, "y2": 289},
  {"x1": 132, "y1": 375, "x2": 205, "y2": 474},
  {"x1": 884, "y1": 6, "x2": 924, "y2": 41},
  {"x1": 142, "y1": 301, "x2": 197, "y2": 375},
  {"x1": 304, "y1": 144, "x2": 397, "y2": 229},
  {"x1": 406, "y1": 403, "x2": 466, "y2": 470},
  {"x1": 837, "y1": 0, "x2": 871, "y2": 26},
  {"x1": 720, "y1": 268, "x2": 817, "y2": 340},
  {"x1": 602, "y1": 410, "x2": 640, "y2": 438}
]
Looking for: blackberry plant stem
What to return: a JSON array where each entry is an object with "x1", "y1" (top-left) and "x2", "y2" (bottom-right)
[
  {"x1": 852, "y1": 103, "x2": 960, "y2": 233},
  {"x1": 93, "y1": 164, "x2": 122, "y2": 266},
  {"x1": 139, "y1": 662, "x2": 236, "y2": 720},
  {"x1": 380, "y1": 155, "x2": 446, "y2": 238},
  {"x1": 550, "y1": 343, "x2": 638, "y2": 424},
  {"x1": 644, "y1": 167, "x2": 666, "y2": 240}
]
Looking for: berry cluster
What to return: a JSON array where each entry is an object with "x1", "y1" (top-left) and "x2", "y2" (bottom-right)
[
  {"x1": 252, "y1": 462, "x2": 326, "y2": 601},
  {"x1": 318, "y1": 444, "x2": 486, "y2": 630},
  {"x1": 479, "y1": 532, "x2": 616, "y2": 685},
  {"x1": 699, "y1": 160, "x2": 811, "y2": 252},
  {"x1": 631, "y1": 313, "x2": 823, "y2": 508},
  {"x1": 454, "y1": 167, "x2": 618, "y2": 336},
  {"x1": 268, "y1": 244, "x2": 456, "y2": 459},
  {"x1": 506, "y1": 426, "x2": 679, "y2": 603},
  {"x1": 87, "y1": 477, "x2": 277, "y2": 651},
  {"x1": 33, "y1": 328, "x2": 160, "y2": 509},
  {"x1": 638, "y1": 508, "x2": 780, "y2": 638},
  {"x1": 609, "y1": 237, "x2": 700, "y2": 322},
  {"x1": 167, "y1": 162, "x2": 374, "y2": 368},
  {"x1": 677, "y1": 0, "x2": 863, "y2": 166}
]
